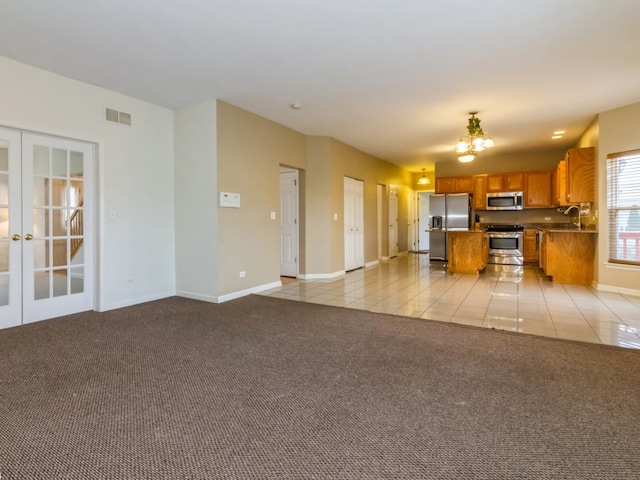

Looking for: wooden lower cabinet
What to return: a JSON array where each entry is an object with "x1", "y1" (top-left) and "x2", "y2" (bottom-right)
[
  {"x1": 540, "y1": 231, "x2": 596, "y2": 285},
  {"x1": 448, "y1": 231, "x2": 488, "y2": 274},
  {"x1": 523, "y1": 229, "x2": 539, "y2": 264}
]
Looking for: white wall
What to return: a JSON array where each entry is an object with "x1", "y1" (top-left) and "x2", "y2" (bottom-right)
[
  {"x1": 0, "y1": 56, "x2": 176, "y2": 311},
  {"x1": 174, "y1": 101, "x2": 219, "y2": 301}
]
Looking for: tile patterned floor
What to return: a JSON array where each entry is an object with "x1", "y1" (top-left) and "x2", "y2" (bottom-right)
[{"x1": 261, "y1": 253, "x2": 640, "y2": 350}]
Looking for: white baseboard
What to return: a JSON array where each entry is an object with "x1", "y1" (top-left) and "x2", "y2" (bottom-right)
[
  {"x1": 300, "y1": 270, "x2": 345, "y2": 280},
  {"x1": 98, "y1": 291, "x2": 176, "y2": 312},
  {"x1": 365, "y1": 259, "x2": 379, "y2": 268},
  {"x1": 593, "y1": 283, "x2": 640, "y2": 298},
  {"x1": 215, "y1": 281, "x2": 283, "y2": 303}
]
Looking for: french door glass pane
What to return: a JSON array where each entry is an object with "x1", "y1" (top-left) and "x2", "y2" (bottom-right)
[
  {"x1": 0, "y1": 173, "x2": 8, "y2": 204},
  {"x1": 0, "y1": 208, "x2": 7, "y2": 237},
  {"x1": 53, "y1": 239, "x2": 67, "y2": 267},
  {"x1": 0, "y1": 241, "x2": 8, "y2": 273},
  {"x1": 34, "y1": 239, "x2": 49, "y2": 269},
  {"x1": 0, "y1": 274, "x2": 8, "y2": 306},
  {"x1": 70, "y1": 267, "x2": 84, "y2": 294},
  {"x1": 33, "y1": 146, "x2": 49, "y2": 176},
  {"x1": 52, "y1": 148, "x2": 67, "y2": 177},
  {"x1": 53, "y1": 269, "x2": 68, "y2": 297},
  {"x1": 34, "y1": 271, "x2": 50, "y2": 300}
]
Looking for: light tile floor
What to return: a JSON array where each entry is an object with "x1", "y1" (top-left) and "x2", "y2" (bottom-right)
[{"x1": 259, "y1": 253, "x2": 640, "y2": 350}]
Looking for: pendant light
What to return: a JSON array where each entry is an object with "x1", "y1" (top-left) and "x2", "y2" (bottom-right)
[{"x1": 417, "y1": 169, "x2": 430, "y2": 185}]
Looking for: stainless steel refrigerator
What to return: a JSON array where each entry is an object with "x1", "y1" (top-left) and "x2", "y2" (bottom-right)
[{"x1": 428, "y1": 193, "x2": 472, "y2": 260}]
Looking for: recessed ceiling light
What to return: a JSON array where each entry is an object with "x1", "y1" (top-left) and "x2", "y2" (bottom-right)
[
  {"x1": 552, "y1": 135, "x2": 563, "y2": 139},
  {"x1": 553, "y1": 130, "x2": 565, "y2": 135}
]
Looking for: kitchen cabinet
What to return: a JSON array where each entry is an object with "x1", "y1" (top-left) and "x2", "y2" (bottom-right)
[
  {"x1": 523, "y1": 229, "x2": 539, "y2": 264},
  {"x1": 435, "y1": 176, "x2": 473, "y2": 194},
  {"x1": 524, "y1": 171, "x2": 552, "y2": 208},
  {"x1": 486, "y1": 172, "x2": 524, "y2": 192},
  {"x1": 557, "y1": 147, "x2": 595, "y2": 205},
  {"x1": 539, "y1": 229, "x2": 596, "y2": 285},
  {"x1": 447, "y1": 231, "x2": 488, "y2": 274},
  {"x1": 473, "y1": 175, "x2": 487, "y2": 210}
]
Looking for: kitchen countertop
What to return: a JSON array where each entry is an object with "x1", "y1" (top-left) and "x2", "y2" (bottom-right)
[{"x1": 536, "y1": 226, "x2": 598, "y2": 234}]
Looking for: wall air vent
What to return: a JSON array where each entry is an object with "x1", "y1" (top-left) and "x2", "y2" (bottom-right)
[{"x1": 105, "y1": 108, "x2": 132, "y2": 126}]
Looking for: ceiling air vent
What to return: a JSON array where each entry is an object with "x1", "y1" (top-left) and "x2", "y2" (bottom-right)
[{"x1": 105, "y1": 108, "x2": 132, "y2": 126}]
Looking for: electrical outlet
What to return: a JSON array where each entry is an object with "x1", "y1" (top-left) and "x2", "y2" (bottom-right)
[
  {"x1": 544, "y1": 217, "x2": 551, "y2": 221},
  {"x1": 239, "y1": 271, "x2": 246, "y2": 278}
]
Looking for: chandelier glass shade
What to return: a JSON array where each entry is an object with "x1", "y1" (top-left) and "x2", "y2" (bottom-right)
[
  {"x1": 455, "y1": 112, "x2": 494, "y2": 162},
  {"x1": 417, "y1": 168, "x2": 431, "y2": 185}
]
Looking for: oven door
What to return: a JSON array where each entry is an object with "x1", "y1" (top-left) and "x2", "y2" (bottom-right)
[{"x1": 488, "y1": 232, "x2": 523, "y2": 257}]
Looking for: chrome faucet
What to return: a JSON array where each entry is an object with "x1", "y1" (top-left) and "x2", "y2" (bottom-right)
[{"x1": 564, "y1": 205, "x2": 581, "y2": 229}]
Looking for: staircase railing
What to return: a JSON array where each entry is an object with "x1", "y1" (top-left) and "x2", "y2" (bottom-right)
[{"x1": 69, "y1": 201, "x2": 83, "y2": 260}]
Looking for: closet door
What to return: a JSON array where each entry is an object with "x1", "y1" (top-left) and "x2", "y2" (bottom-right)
[{"x1": 344, "y1": 177, "x2": 364, "y2": 271}]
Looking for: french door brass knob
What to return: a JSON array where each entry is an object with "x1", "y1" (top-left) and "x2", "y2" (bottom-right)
[
  {"x1": 25, "y1": 233, "x2": 34, "y2": 241},
  {"x1": 12, "y1": 234, "x2": 21, "y2": 241}
]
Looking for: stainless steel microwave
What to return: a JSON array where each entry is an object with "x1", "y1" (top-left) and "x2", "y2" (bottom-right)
[{"x1": 486, "y1": 191, "x2": 524, "y2": 210}]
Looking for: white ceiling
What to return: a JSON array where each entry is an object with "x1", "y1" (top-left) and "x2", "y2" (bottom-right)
[{"x1": 1, "y1": 0, "x2": 639, "y2": 171}]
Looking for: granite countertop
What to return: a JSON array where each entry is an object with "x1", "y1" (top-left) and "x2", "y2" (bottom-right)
[{"x1": 537, "y1": 226, "x2": 598, "y2": 234}]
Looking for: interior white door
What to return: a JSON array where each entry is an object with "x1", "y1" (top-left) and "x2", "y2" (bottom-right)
[
  {"x1": 389, "y1": 189, "x2": 398, "y2": 258},
  {"x1": 344, "y1": 177, "x2": 364, "y2": 271},
  {"x1": 280, "y1": 170, "x2": 298, "y2": 277},
  {"x1": 418, "y1": 192, "x2": 430, "y2": 252},
  {"x1": 0, "y1": 130, "x2": 95, "y2": 329},
  {"x1": 407, "y1": 189, "x2": 415, "y2": 252},
  {"x1": 0, "y1": 128, "x2": 22, "y2": 329}
]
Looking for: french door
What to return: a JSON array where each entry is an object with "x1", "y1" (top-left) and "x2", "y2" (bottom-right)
[{"x1": 0, "y1": 128, "x2": 94, "y2": 329}]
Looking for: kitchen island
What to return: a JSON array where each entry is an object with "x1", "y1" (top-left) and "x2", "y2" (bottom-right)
[
  {"x1": 538, "y1": 227, "x2": 597, "y2": 285},
  {"x1": 447, "y1": 229, "x2": 488, "y2": 274}
]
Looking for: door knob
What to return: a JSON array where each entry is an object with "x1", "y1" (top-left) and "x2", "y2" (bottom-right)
[
  {"x1": 25, "y1": 233, "x2": 34, "y2": 241},
  {"x1": 12, "y1": 234, "x2": 20, "y2": 241}
]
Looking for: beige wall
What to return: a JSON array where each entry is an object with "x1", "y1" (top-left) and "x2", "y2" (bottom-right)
[
  {"x1": 596, "y1": 101, "x2": 640, "y2": 294},
  {"x1": 216, "y1": 100, "x2": 307, "y2": 296},
  {"x1": 215, "y1": 102, "x2": 414, "y2": 289}
]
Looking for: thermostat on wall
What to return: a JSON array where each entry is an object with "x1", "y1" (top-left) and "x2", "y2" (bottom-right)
[{"x1": 219, "y1": 191, "x2": 241, "y2": 208}]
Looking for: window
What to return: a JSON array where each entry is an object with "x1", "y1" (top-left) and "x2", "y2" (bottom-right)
[{"x1": 607, "y1": 149, "x2": 640, "y2": 265}]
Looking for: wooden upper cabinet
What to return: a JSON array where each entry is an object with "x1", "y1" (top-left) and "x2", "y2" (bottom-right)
[
  {"x1": 525, "y1": 171, "x2": 552, "y2": 208},
  {"x1": 565, "y1": 147, "x2": 595, "y2": 204},
  {"x1": 435, "y1": 177, "x2": 455, "y2": 193},
  {"x1": 486, "y1": 172, "x2": 524, "y2": 192},
  {"x1": 454, "y1": 176, "x2": 473, "y2": 193},
  {"x1": 505, "y1": 172, "x2": 524, "y2": 191},
  {"x1": 435, "y1": 176, "x2": 473, "y2": 194},
  {"x1": 473, "y1": 175, "x2": 487, "y2": 210},
  {"x1": 486, "y1": 174, "x2": 504, "y2": 192}
]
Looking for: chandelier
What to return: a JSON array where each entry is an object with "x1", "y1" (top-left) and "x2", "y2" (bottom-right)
[{"x1": 455, "y1": 112, "x2": 494, "y2": 163}]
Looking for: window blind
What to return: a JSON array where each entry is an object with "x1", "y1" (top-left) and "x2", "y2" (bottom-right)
[{"x1": 607, "y1": 148, "x2": 640, "y2": 265}]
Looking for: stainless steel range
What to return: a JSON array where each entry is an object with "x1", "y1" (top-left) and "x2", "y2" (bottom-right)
[{"x1": 485, "y1": 224, "x2": 524, "y2": 266}]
